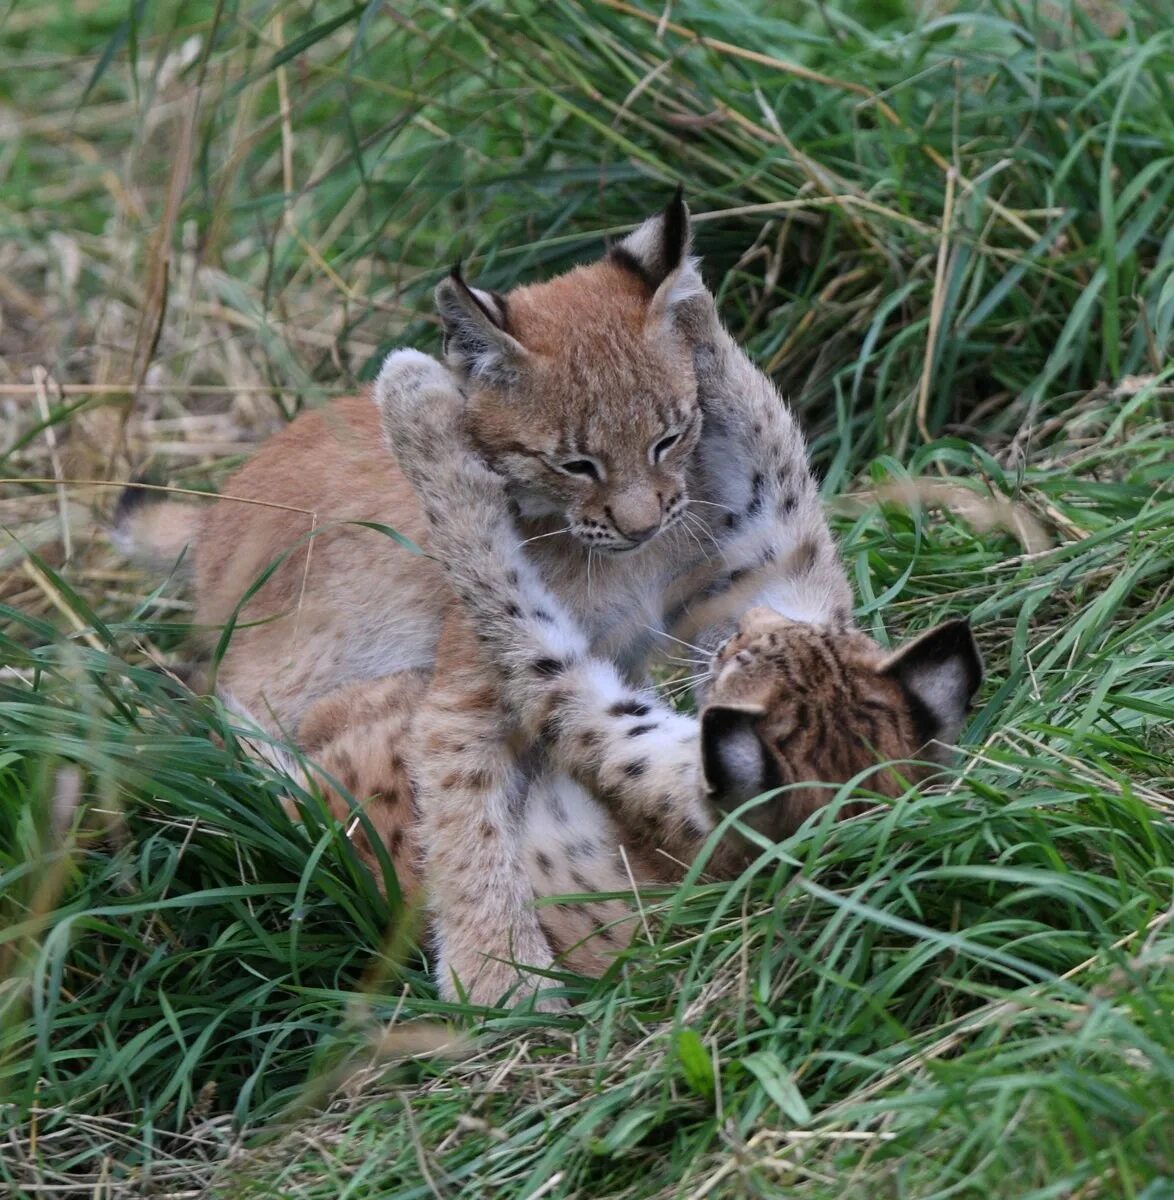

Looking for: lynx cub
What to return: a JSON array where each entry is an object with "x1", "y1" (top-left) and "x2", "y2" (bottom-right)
[{"x1": 118, "y1": 196, "x2": 899, "y2": 1004}]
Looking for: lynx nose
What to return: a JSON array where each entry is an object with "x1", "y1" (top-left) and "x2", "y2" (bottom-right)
[{"x1": 608, "y1": 494, "x2": 663, "y2": 545}]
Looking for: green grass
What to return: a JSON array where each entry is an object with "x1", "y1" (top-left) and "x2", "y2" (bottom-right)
[{"x1": 1, "y1": 0, "x2": 1172, "y2": 1196}]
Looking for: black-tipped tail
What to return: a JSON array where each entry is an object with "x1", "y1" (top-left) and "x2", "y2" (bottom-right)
[{"x1": 110, "y1": 480, "x2": 199, "y2": 576}]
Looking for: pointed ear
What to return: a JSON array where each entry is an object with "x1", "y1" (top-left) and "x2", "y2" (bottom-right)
[
  {"x1": 434, "y1": 266, "x2": 527, "y2": 384},
  {"x1": 611, "y1": 186, "x2": 692, "y2": 287},
  {"x1": 613, "y1": 189, "x2": 707, "y2": 334},
  {"x1": 701, "y1": 702, "x2": 778, "y2": 808},
  {"x1": 612, "y1": 188, "x2": 705, "y2": 333},
  {"x1": 879, "y1": 619, "x2": 984, "y2": 748}
]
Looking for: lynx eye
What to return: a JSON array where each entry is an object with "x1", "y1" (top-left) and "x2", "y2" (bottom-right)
[
  {"x1": 556, "y1": 457, "x2": 603, "y2": 482},
  {"x1": 651, "y1": 431, "x2": 681, "y2": 463}
]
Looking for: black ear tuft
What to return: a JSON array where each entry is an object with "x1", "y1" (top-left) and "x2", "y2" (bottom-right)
[
  {"x1": 448, "y1": 262, "x2": 506, "y2": 328},
  {"x1": 434, "y1": 266, "x2": 521, "y2": 382},
  {"x1": 880, "y1": 619, "x2": 984, "y2": 748},
  {"x1": 662, "y1": 184, "x2": 687, "y2": 275},
  {"x1": 701, "y1": 703, "x2": 777, "y2": 809}
]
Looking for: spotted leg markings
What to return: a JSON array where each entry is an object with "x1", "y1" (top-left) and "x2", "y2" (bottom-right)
[
  {"x1": 375, "y1": 350, "x2": 719, "y2": 855},
  {"x1": 369, "y1": 314, "x2": 855, "y2": 868},
  {"x1": 667, "y1": 299, "x2": 854, "y2": 656},
  {"x1": 412, "y1": 626, "x2": 563, "y2": 1010}
]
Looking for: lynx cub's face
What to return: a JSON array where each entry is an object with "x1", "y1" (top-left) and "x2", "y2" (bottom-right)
[
  {"x1": 434, "y1": 196, "x2": 703, "y2": 553},
  {"x1": 702, "y1": 608, "x2": 984, "y2": 839}
]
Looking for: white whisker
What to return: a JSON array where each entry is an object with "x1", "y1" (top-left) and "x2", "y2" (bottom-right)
[
  {"x1": 663, "y1": 670, "x2": 711, "y2": 689},
  {"x1": 516, "y1": 525, "x2": 572, "y2": 550},
  {"x1": 663, "y1": 652, "x2": 707, "y2": 668},
  {"x1": 681, "y1": 509, "x2": 730, "y2": 566},
  {"x1": 642, "y1": 625, "x2": 708, "y2": 655},
  {"x1": 662, "y1": 672, "x2": 712, "y2": 701},
  {"x1": 676, "y1": 513, "x2": 707, "y2": 561}
]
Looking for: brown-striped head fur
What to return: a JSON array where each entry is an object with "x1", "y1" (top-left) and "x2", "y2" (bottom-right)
[
  {"x1": 701, "y1": 607, "x2": 983, "y2": 838},
  {"x1": 435, "y1": 191, "x2": 705, "y2": 553}
]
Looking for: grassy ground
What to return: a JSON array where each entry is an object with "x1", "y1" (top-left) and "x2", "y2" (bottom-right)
[{"x1": 2, "y1": 1, "x2": 1172, "y2": 1196}]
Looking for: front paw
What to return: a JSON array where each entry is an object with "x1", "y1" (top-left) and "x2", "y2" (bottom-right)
[
  {"x1": 674, "y1": 288, "x2": 722, "y2": 349},
  {"x1": 376, "y1": 347, "x2": 455, "y2": 398},
  {"x1": 436, "y1": 934, "x2": 566, "y2": 1013},
  {"x1": 373, "y1": 349, "x2": 465, "y2": 449}
]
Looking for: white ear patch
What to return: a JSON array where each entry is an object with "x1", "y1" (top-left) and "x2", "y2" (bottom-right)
[
  {"x1": 620, "y1": 214, "x2": 671, "y2": 271},
  {"x1": 701, "y1": 703, "x2": 772, "y2": 807},
  {"x1": 902, "y1": 662, "x2": 971, "y2": 725},
  {"x1": 465, "y1": 284, "x2": 506, "y2": 325},
  {"x1": 879, "y1": 620, "x2": 984, "y2": 746},
  {"x1": 612, "y1": 189, "x2": 692, "y2": 287},
  {"x1": 713, "y1": 723, "x2": 767, "y2": 798}
]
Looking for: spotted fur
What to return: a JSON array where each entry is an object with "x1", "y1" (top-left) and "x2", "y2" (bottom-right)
[
  {"x1": 292, "y1": 604, "x2": 983, "y2": 982},
  {"x1": 116, "y1": 198, "x2": 911, "y2": 1005},
  {"x1": 374, "y1": 344, "x2": 983, "y2": 991}
]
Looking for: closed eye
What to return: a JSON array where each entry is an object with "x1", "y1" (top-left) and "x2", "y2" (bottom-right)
[
  {"x1": 651, "y1": 432, "x2": 681, "y2": 463},
  {"x1": 556, "y1": 457, "x2": 603, "y2": 481}
]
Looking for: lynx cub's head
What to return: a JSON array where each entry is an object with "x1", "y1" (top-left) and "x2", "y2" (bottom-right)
[
  {"x1": 436, "y1": 193, "x2": 705, "y2": 553},
  {"x1": 701, "y1": 608, "x2": 984, "y2": 838}
]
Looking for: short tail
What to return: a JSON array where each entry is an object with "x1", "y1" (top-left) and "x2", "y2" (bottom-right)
[{"x1": 110, "y1": 484, "x2": 201, "y2": 575}]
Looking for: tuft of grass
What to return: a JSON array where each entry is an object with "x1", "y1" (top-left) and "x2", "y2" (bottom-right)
[{"x1": 1, "y1": 0, "x2": 1172, "y2": 1196}]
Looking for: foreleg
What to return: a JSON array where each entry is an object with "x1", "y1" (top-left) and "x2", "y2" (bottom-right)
[
  {"x1": 667, "y1": 293, "x2": 854, "y2": 662},
  {"x1": 375, "y1": 352, "x2": 714, "y2": 860}
]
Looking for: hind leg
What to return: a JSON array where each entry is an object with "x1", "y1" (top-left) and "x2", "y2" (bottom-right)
[
  {"x1": 412, "y1": 611, "x2": 560, "y2": 1009},
  {"x1": 290, "y1": 670, "x2": 429, "y2": 898},
  {"x1": 523, "y1": 770, "x2": 662, "y2": 978}
]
